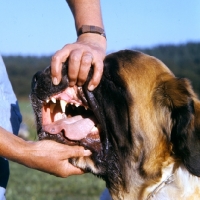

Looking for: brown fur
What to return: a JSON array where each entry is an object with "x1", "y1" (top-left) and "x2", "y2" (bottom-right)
[
  {"x1": 31, "y1": 50, "x2": 200, "y2": 200},
  {"x1": 71, "y1": 51, "x2": 200, "y2": 199}
]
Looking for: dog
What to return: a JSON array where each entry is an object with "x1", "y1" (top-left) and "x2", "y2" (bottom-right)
[{"x1": 30, "y1": 50, "x2": 200, "y2": 200}]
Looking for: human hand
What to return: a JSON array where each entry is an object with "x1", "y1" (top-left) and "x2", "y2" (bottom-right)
[
  {"x1": 25, "y1": 140, "x2": 91, "y2": 177},
  {"x1": 51, "y1": 33, "x2": 107, "y2": 91}
]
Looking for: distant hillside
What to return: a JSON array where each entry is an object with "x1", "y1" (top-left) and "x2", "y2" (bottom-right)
[
  {"x1": 3, "y1": 56, "x2": 51, "y2": 98},
  {"x1": 3, "y1": 42, "x2": 200, "y2": 99}
]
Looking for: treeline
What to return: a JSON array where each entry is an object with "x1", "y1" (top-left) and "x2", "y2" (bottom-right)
[
  {"x1": 3, "y1": 56, "x2": 51, "y2": 98},
  {"x1": 3, "y1": 42, "x2": 200, "y2": 99},
  {"x1": 136, "y1": 42, "x2": 200, "y2": 95}
]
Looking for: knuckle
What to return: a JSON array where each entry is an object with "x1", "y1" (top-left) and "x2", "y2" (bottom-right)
[
  {"x1": 82, "y1": 57, "x2": 92, "y2": 66},
  {"x1": 51, "y1": 51, "x2": 61, "y2": 62},
  {"x1": 70, "y1": 54, "x2": 80, "y2": 63}
]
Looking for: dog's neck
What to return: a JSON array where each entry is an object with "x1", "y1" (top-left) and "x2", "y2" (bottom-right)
[
  {"x1": 110, "y1": 162, "x2": 200, "y2": 200},
  {"x1": 110, "y1": 162, "x2": 176, "y2": 200},
  {"x1": 142, "y1": 162, "x2": 175, "y2": 200},
  {"x1": 145, "y1": 174, "x2": 174, "y2": 200}
]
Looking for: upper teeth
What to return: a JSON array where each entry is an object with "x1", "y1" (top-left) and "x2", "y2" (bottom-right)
[
  {"x1": 51, "y1": 97, "x2": 56, "y2": 103},
  {"x1": 45, "y1": 97, "x2": 87, "y2": 114},
  {"x1": 60, "y1": 100, "x2": 67, "y2": 113}
]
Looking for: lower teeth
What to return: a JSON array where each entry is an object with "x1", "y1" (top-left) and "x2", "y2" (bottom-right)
[{"x1": 62, "y1": 113, "x2": 67, "y2": 119}]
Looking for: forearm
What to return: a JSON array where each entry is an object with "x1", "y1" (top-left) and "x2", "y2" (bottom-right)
[
  {"x1": 51, "y1": 0, "x2": 106, "y2": 90},
  {"x1": 0, "y1": 127, "x2": 91, "y2": 177},
  {"x1": 0, "y1": 127, "x2": 28, "y2": 164},
  {"x1": 67, "y1": 0, "x2": 104, "y2": 31}
]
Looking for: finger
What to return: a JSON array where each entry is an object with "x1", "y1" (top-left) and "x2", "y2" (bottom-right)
[
  {"x1": 54, "y1": 160, "x2": 84, "y2": 177},
  {"x1": 88, "y1": 59, "x2": 104, "y2": 91},
  {"x1": 64, "y1": 164, "x2": 85, "y2": 176},
  {"x1": 77, "y1": 53, "x2": 93, "y2": 86},
  {"x1": 66, "y1": 146, "x2": 92, "y2": 157},
  {"x1": 51, "y1": 48, "x2": 70, "y2": 85},
  {"x1": 68, "y1": 49, "x2": 83, "y2": 86}
]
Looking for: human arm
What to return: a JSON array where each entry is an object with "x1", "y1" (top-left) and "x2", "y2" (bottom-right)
[
  {"x1": 51, "y1": 0, "x2": 107, "y2": 91},
  {"x1": 0, "y1": 127, "x2": 91, "y2": 177}
]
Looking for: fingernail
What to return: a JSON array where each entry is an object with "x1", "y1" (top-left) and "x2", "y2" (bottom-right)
[
  {"x1": 84, "y1": 150, "x2": 92, "y2": 156},
  {"x1": 88, "y1": 84, "x2": 95, "y2": 91},
  {"x1": 52, "y1": 77, "x2": 58, "y2": 85},
  {"x1": 69, "y1": 81, "x2": 76, "y2": 87}
]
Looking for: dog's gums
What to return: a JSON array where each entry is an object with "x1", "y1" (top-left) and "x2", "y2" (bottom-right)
[
  {"x1": 46, "y1": 88, "x2": 101, "y2": 151},
  {"x1": 41, "y1": 86, "x2": 99, "y2": 140},
  {"x1": 31, "y1": 68, "x2": 103, "y2": 152}
]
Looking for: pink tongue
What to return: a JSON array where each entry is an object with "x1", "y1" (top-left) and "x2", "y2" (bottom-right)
[{"x1": 42, "y1": 116, "x2": 95, "y2": 140}]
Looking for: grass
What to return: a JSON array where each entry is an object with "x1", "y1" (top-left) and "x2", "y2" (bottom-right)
[{"x1": 6, "y1": 99, "x2": 105, "y2": 200}]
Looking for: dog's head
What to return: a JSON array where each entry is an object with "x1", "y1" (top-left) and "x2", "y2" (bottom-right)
[{"x1": 30, "y1": 50, "x2": 200, "y2": 195}]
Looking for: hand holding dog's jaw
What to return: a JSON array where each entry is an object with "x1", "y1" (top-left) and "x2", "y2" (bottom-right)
[
  {"x1": 0, "y1": 127, "x2": 91, "y2": 177},
  {"x1": 25, "y1": 140, "x2": 91, "y2": 177},
  {"x1": 42, "y1": 115, "x2": 95, "y2": 140}
]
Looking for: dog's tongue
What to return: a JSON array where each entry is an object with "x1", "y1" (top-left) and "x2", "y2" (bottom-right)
[{"x1": 42, "y1": 116, "x2": 95, "y2": 140}]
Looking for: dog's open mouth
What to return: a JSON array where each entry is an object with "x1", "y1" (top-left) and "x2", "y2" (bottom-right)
[{"x1": 37, "y1": 85, "x2": 102, "y2": 152}]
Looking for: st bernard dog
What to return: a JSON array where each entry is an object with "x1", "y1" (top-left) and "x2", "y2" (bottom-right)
[{"x1": 30, "y1": 50, "x2": 200, "y2": 200}]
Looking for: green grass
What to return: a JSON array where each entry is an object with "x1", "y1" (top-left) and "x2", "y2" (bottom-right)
[{"x1": 6, "y1": 99, "x2": 105, "y2": 200}]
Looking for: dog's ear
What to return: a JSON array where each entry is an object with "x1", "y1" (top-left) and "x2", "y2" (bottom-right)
[{"x1": 157, "y1": 76, "x2": 200, "y2": 176}]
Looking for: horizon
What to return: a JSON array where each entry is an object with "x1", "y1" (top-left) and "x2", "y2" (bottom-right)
[
  {"x1": 2, "y1": 41, "x2": 199, "y2": 57},
  {"x1": 1, "y1": 1, "x2": 199, "y2": 56}
]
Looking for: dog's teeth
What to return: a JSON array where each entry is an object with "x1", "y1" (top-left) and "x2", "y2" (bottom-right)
[
  {"x1": 60, "y1": 100, "x2": 67, "y2": 113},
  {"x1": 75, "y1": 104, "x2": 80, "y2": 107},
  {"x1": 46, "y1": 99, "x2": 50, "y2": 103},
  {"x1": 91, "y1": 126, "x2": 98, "y2": 132},
  {"x1": 62, "y1": 113, "x2": 67, "y2": 119},
  {"x1": 50, "y1": 103, "x2": 56, "y2": 113},
  {"x1": 51, "y1": 97, "x2": 56, "y2": 103},
  {"x1": 84, "y1": 106, "x2": 88, "y2": 110}
]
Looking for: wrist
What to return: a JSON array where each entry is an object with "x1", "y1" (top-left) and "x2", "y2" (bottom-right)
[
  {"x1": 77, "y1": 25, "x2": 106, "y2": 39},
  {"x1": 77, "y1": 33, "x2": 107, "y2": 52}
]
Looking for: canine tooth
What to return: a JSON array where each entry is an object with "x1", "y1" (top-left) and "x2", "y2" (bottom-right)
[
  {"x1": 84, "y1": 106, "x2": 88, "y2": 110},
  {"x1": 60, "y1": 100, "x2": 67, "y2": 113},
  {"x1": 75, "y1": 104, "x2": 80, "y2": 107},
  {"x1": 51, "y1": 97, "x2": 56, "y2": 103},
  {"x1": 46, "y1": 99, "x2": 50, "y2": 103},
  {"x1": 50, "y1": 103, "x2": 56, "y2": 113}
]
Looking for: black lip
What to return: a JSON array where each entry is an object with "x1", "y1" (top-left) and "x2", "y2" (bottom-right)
[
  {"x1": 30, "y1": 65, "x2": 105, "y2": 150},
  {"x1": 83, "y1": 87, "x2": 109, "y2": 151}
]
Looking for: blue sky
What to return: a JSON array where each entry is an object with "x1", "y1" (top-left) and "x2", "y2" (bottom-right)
[{"x1": 0, "y1": 0, "x2": 199, "y2": 55}]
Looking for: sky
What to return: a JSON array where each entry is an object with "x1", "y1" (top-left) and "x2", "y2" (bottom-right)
[{"x1": 0, "y1": 0, "x2": 200, "y2": 56}]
